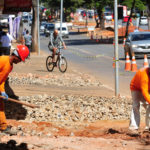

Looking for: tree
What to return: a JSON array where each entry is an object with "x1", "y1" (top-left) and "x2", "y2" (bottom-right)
[
  {"x1": 125, "y1": 0, "x2": 150, "y2": 30},
  {"x1": 45, "y1": 9, "x2": 51, "y2": 20},
  {"x1": 82, "y1": 0, "x2": 113, "y2": 29},
  {"x1": 122, "y1": 0, "x2": 146, "y2": 11},
  {"x1": 41, "y1": 0, "x2": 84, "y2": 22},
  {"x1": 146, "y1": 0, "x2": 150, "y2": 29},
  {"x1": 125, "y1": 0, "x2": 136, "y2": 37},
  {"x1": 120, "y1": 0, "x2": 146, "y2": 37}
]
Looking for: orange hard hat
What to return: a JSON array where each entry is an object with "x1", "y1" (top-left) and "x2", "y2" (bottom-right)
[{"x1": 16, "y1": 45, "x2": 29, "y2": 61}]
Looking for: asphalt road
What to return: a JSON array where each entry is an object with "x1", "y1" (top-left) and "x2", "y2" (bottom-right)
[
  {"x1": 23, "y1": 18, "x2": 149, "y2": 97},
  {"x1": 39, "y1": 30, "x2": 148, "y2": 97}
]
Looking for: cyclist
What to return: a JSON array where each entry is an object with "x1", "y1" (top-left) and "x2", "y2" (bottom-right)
[{"x1": 48, "y1": 29, "x2": 66, "y2": 65}]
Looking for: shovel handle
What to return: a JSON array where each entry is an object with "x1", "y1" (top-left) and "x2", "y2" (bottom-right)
[{"x1": 0, "y1": 96, "x2": 40, "y2": 108}]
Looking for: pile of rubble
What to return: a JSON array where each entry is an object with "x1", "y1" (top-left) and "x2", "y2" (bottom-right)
[
  {"x1": 6, "y1": 72, "x2": 146, "y2": 127},
  {"x1": 5, "y1": 94, "x2": 146, "y2": 127},
  {"x1": 8, "y1": 72, "x2": 102, "y2": 87}
]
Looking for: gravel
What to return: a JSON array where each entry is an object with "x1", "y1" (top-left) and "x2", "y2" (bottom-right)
[
  {"x1": 5, "y1": 94, "x2": 145, "y2": 125},
  {"x1": 8, "y1": 72, "x2": 102, "y2": 87},
  {"x1": 5, "y1": 72, "x2": 146, "y2": 126}
]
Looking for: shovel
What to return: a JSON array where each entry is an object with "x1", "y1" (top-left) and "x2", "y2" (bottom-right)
[{"x1": 0, "y1": 96, "x2": 40, "y2": 108}]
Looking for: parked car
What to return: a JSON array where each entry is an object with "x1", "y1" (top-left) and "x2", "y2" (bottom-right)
[
  {"x1": 104, "y1": 12, "x2": 112, "y2": 21},
  {"x1": 140, "y1": 16, "x2": 148, "y2": 25},
  {"x1": 40, "y1": 21, "x2": 47, "y2": 32},
  {"x1": 22, "y1": 15, "x2": 32, "y2": 22},
  {"x1": 124, "y1": 32, "x2": 150, "y2": 59},
  {"x1": 123, "y1": 16, "x2": 132, "y2": 22},
  {"x1": 0, "y1": 18, "x2": 8, "y2": 29},
  {"x1": 0, "y1": 15, "x2": 14, "y2": 29},
  {"x1": 44, "y1": 23, "x2": 55, "y2": 37},
  {"x1": 88, "y1": 10, "x2": 94, "y2": 18},
  {"x1": 57, "y1": 27, "x2": 69, "y2": 38},
  {"x1": 55, "y1": 22, "x2": 69, "y2": 38}
]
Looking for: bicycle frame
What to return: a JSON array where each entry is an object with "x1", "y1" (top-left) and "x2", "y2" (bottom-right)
[{"x1": 55, "y1": 47, "x2": 63, "y2": 63}]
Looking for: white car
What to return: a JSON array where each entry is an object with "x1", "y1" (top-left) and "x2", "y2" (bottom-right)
[
  {"x1": 57, "y1": 27, "x2": 69, "y2": 38},
  {"x1": 104, "y1": 12, "x2": 112, "y2": 21},
  {"x1": 140, "y1": 16, "x2": 148, "y2": 25},
  {"x1": 40, "y1": 22, "x2": 47, "y2": 32},
  {"x1": 55, "y1": 22, "x2": 69, "y2": 38}
]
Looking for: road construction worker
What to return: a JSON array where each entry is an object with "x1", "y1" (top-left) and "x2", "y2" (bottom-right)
[
  {"x1": 48, "y1": 29, "x2": 66, "y2": 65},
  {"x1": 129, "y1": 67, "x2": 150, "y2": 133},
  {"x1": 0, "y1": 45, "x2": 29, "y2": 135}
]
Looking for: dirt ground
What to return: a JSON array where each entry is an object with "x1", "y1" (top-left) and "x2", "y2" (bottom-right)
[
  {"x1": 1, "y1": 21, "x2": 150, "y2": 149},
  {"x1": 0, "y1": 51, "x2": 150, "y2": 150}
]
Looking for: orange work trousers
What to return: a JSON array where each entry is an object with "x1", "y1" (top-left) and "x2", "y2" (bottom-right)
[{"x1": 0, "y1": 98, "x2": 7, "y2": 130}]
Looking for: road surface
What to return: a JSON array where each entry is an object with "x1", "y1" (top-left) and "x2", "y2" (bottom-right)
[{"x1": 39, "y1": 30, "x2": 148, "y2": 97}]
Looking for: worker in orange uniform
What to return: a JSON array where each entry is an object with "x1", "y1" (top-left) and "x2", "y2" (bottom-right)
[
  {"x1": 129, "y1": 67, "x2": 150, "y2": 134},
  {"x1": 0, "y1": 45, "x2": 29, "y2": 135}
]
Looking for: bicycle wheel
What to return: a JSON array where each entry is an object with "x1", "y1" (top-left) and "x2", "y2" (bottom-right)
[
  {"x1": 58, "y1": 56, "x2": 67, "y2": 73},
  {"x1": 46, "y1": 56, "x2": 54, "y2": 72}
]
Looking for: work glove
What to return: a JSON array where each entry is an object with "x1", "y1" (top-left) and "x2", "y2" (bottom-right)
[{"x1": 1, "y1": 92, "x2": 8, "y2": 100}]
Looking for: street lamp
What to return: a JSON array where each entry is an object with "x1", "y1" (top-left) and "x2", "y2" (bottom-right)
[{"x1": 60, "y1": 0, "x2": 63, "y2": 36}]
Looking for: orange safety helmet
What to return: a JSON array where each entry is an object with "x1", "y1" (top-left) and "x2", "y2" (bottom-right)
[{"x1": 16, "y1": 45, "x2": 29, "y2": 61}]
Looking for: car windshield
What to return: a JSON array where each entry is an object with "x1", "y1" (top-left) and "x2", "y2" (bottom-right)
[
  {"x1": 141, "y1": 17, "x2": 147, "y2": 20},
  {"x1": 132, "y1": 34, "x2": 150, "y2": 41},
  {"x1": 57, "y1": 27, "x2": 67, "y2": 31},
  {"x1": 47, "y1": 26, "x2": 54, "y2": 30},
  {"x1": 23, "y1": 16, "x2": 32, "y2": 19},
  {"x1": 105, "y1": 13, "x2": 111, "y2": 16},
  {"x1": 41, "y1": 22, "x2": 46, "y2": 26}
]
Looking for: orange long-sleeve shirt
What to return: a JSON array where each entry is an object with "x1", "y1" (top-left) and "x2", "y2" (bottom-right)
[
  {"x1": 130, "y1": 67, "x2": 150, "y2": 104},
  {"x1": 0, "y1": 56, "x2": 13, "y2": 92}
]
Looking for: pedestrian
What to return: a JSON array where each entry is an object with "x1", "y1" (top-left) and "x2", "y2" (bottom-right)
[
  {"x1": 0, "y1": 31, "x2": 13, "y2": 55},
  {"x1": 129, "y1": 67, "x2": 150, "y2": 134},
  {"x1": 22, "y1": 28, "x2": 27, "y2": 36},
  {"x1": 0, "y1": 45, "x2": 29, "y2": 135},
  {"x1": 23, "y1": 30, "x2": 32, "y2": 57}
]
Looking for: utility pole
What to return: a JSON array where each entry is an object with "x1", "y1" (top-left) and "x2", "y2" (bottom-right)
[
  {"x1": 37, "y1": 0, "x2": 40, "y2": 55},
  {"x1": 60, "y1": 0, "x2": 63, "y2": 36},
  {"x1": 114, "y1": 0, "x2": 119, "y2": 96}
]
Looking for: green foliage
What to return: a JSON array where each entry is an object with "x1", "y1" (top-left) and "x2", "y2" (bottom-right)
[
  {"x1": 121, "y1": 0, "x2": 146, "y2": 11},
  {"x1": 40, "y1": 0, "x2": 84, "y2": 21},
  {"x1": 41, "y1": 0, "x2": 83, "y2": 12},
  {"x1": 45, "y1": 10, "x2": 51, "y2": 17}
]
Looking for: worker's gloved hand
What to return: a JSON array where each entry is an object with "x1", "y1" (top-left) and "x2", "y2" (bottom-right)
[{"x1": 1, "y1": 92, "x2": 8, "y2": 100}]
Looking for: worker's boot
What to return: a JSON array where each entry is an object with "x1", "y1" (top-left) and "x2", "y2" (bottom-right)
[
  {"x1": 0, "y1": 126, "x2": 17, "y2": 136},
  {"x1": 144, "y1": 126, "x2": 150, "y2": 133},
  {"x1": 127, "y1": 128, "x2": 139, "y2": 136}
]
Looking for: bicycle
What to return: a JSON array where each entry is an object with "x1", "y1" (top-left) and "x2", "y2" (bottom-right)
[{"x1": 46, "y1": 46, "x2": 67, "y2": 73}]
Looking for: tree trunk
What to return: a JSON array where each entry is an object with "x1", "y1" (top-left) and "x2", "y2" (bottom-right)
[
  {"x1": 125, "y1": 0, "x2": 135, "y2": 38},
  {"x1": 98, "y1": 9, "x2": 105, "y2": 30},
  {"x1": 146, "y1": 0, "x2": 150, "y2": 30},
  {"x1": 31, "y1": 0, "x2": 38, "y2": 53}
]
